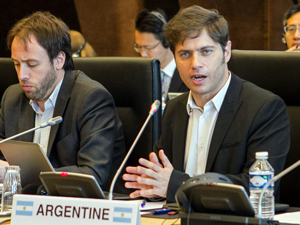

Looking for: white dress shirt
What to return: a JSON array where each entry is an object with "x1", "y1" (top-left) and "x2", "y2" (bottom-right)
[
  {"x1": 30, "y1": 78, "x2": 63, "y2": 153},
  {"x1": 184, "y1": 73, "x2": 231, "y2": 176}
]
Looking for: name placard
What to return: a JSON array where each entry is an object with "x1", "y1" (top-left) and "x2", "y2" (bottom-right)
[{"x1": 11, "y1": 194, "x2": 141, "y2": 225}]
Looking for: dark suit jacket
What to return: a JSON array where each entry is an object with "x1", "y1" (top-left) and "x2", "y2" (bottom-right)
[
  {"x1": 156, "y1": 74, "x2": 290, "y2": 203},
  {"x1": 168, "y1": 68, "x2": 189, "y2": 93},
  {"x1": 0, "y1": 70, "x2": 126, "y2": 191}
]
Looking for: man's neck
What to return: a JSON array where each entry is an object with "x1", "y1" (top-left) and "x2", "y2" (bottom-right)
[
  {"x1": 37, "y1": 70, "x2": 65, "y2": 111},
  {"x1": 192, "y1": 69, "x2": 230, "y2": 109}
]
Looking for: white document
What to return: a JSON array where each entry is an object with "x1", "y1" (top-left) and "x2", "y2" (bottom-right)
[{"x1": 274, "y1": 211, "x2": 300, "y2": 224}]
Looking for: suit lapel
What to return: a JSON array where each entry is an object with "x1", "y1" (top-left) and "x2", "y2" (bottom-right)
[
  {"x1": 47, "y1": 70, "x2": 76, "y2": 156},
  {"x1": 206, "y1": 74, "x2": 243, "y2": 171},
  {"x1": 18, "y1": 95, "x2": 35, "y2": 141},
  {"x1": 171, "y1": 94, "x2": 189, "y2": 171}
]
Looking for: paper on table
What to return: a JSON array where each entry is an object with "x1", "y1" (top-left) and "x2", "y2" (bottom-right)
[
  {"x1": 140, "y1": 200, "x2": 166, "y2": 211},
  {"x1": 274, "y1": 211, "x2": 300, "y2": 224},
  {"x1": 132, "y1": 200, "x2": 165, "y2": 212}
]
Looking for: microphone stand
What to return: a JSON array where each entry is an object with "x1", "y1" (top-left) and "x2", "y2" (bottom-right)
[
  {"x1": 0, "y1": 127, "x2": 41, "y2": 144},
  {"x1": 257, "y1": 159, "x2": 300, "y2": 218},
  {"x1": 108, "y1": 100, "x2": 160, "y2": 200},
  {"x1": 0, "y1": 116, "x2": 63, "y2": 145}
]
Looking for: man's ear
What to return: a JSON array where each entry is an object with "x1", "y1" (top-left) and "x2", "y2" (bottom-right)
[
  {"x1": 282, "y1": 35, "x2": 287, "y2": 45},
  {"x1": 54, "y1": 51, "x2": 66, "y2": 70},
  {"x1": 224, "y1": 41, "x2": 232, "y2": 63}
]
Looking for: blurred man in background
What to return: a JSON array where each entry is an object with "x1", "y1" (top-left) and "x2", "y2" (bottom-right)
[
  {"x1": 283, "y1": 4, "x2": 300, "y2": 52},
  {"x1": 134, "y1": 9, "x2": 188, "y2": 107}
]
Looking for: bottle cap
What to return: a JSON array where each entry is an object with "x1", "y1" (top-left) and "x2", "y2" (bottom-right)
[{"x1": 255, "y1": 151, "x2": 268, "y2": 159}]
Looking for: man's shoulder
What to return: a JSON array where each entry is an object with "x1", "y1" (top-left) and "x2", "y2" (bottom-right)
[
  {"x1": 3, "y1": 84, "x2": 23, "y2": 98},
  {"x1": 165, "y1": 92, "x2": 188, "y2": 113},
  {"x1": 70, "y1": 70, "x2": 109, "y2": 93},
  {"x1": 231, "y1": 74, "x2": 280, "y2": 100},
  {"x1": 68, "y1": 70, "x2": 112, "y2": 99},
  {"x1": 0, "y1": 84, "x2": 25, "y2": 109},
  {"x1": 228, "y1": 74, "x2": 286, "y2": 114},
  {"x1": 169, "y1": 92, "x2": 188, "y2": 103},
  {"x1": 242, "y1": 79, "x2": 279, "y2": 100},
  {"x1": 73, "y1": 70, "x2": 103, "y2": 86}
]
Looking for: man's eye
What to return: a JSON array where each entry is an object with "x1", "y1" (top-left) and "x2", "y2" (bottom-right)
[
  {"x1": 288, "y1": 26, "x2": 296, "y2": 32},
  {"x1": 202, "y1": 49, "x2": 212, "y2": 55},
  {"x1": 180, "y1": 52, "x2": 189, "y2": 57}
]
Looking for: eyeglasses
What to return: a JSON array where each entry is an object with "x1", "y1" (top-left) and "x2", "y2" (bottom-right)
[
  {"x1": 284, "y1": 25, "x2": 300, "y2": 34},
  {"x1": 134, "y1": 42, "x2": 160, "y2": 53}
]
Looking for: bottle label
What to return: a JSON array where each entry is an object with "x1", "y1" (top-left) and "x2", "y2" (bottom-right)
[{"x1": 249, "y1": 174, "x2": 274, "y2": 189}]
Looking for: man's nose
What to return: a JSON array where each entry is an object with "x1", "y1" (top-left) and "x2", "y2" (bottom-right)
[
  {"x1": 18, "y1": 65, "x2": 29, "y2": 80},
  {"x1": 294, "y1": 26, "x2": 300, "y2": 38},
  {"x1": 191, "y1": 54, "x2": 203, "y2": 69},
  {"x1": 140, "y1": 50, "x2": 150, "y2": 57}
]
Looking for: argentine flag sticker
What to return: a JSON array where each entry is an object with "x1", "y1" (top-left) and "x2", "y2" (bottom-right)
[
  {"x1": 15, "y1": 201, "x2": 34, "y2": 216},
  {"x1": 113, "y1": 207, "x2": 132, "y2": 223}
]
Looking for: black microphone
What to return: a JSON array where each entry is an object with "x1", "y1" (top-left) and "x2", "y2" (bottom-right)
[
  {"x1": 257, "y1": 159, "x2": 300, "y2": 218},
  {"x1": 0, "y1": 116, "x2": 63, "y2": 144},
  {"x1": 108, "y1": 100, "x2": 161, "y2": 200}
]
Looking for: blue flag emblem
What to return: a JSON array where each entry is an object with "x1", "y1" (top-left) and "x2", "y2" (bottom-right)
[
  {"x1": 113, "y1": 207, "x2": 133, "y2": 223},
  {"x1": 15, "y1": 201, "x2": 34, "y2": 216}
]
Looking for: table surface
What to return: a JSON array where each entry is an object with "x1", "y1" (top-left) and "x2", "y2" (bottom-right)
[
  {"x1": 0, "y1": 217, "x2": 180, "y2": 225},
  {"x1": 141, "y1": 217, "x2": 180, "y2": 225},
  {"x1": 2, "y1": 208, "x2": 299, "y2": 225}
]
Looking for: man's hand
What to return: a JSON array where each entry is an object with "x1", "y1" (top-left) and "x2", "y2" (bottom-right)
[
  {"x1": 0, "y1": 160, "x2": 9, "y2": 181},
  {"x1": 123, "y1": 150, "x2": 173, "y2": 199},
  {"x1": 286, "y1": 45, "x2": 300, "y2": 52}
]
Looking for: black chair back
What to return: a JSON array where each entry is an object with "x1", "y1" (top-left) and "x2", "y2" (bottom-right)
[
  {"x1": 0, "y1": 58, "x2": 18, "y2": 97},
  {"x1": 73, "y1": 57, "x2": 161, "y2": 167},
  {"x1": 229, "y1": 50, "x2": 300, "y2": 207},
  {"x1": 0, "y1": 56, "x2": 162, "y2": 170}
]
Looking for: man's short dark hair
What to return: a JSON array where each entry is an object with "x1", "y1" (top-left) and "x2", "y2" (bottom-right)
[
  {"x1": 7, "y1": 11, "x2": 74, "y2": 70},
  {"x1": 135, "y1": 9, "x2": 169, "y2": 48},
  {"x1": 283, "y1": 4, "x2": 300, "y2": 27},
  {"x1": 164, "y1": 5, "x2": 229, "y2": 53}
]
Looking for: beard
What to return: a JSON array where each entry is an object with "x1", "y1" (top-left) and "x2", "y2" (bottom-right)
[{"x1": 22, "y1": 66, "x2": 58, "y2": 101}]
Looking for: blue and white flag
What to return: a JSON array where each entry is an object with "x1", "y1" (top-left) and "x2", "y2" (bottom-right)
[
  {"x1": 113, "y1": 207, "x2": 132, "y2": 223},
  {"x1": 15, "y1": 201, "x2": 34, "y2": 216}
]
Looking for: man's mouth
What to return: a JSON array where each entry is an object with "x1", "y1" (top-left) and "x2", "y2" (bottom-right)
[
  {"x1": 192, "y1": 75, "x2": 206, "y2": 81},
  {"x1": 22, "y1": 85, "x2": 33, "y2": 91}
]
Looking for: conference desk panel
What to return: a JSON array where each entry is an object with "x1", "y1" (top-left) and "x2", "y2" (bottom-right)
[
  {"x1": 0, "y1": 217, "x2": 180, "y2": 225},
  {"x1": 2, "y1": 214, "x2": 299, "y2": 224}
]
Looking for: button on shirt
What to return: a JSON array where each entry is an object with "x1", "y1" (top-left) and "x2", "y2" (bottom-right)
[
  {"x1": 184, "y1": 73, "x2": 231, "y2": 177},
  {"x1": 30, "y1": 78, "x2": 63, "y2": 154}
]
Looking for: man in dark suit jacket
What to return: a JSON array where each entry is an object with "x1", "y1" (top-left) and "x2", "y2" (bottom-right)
[
  {"x1": 123, "y1": 6, "x2": 290, "y2": 203},
  {"x1": 134, "y1": 9, "x2": 188, "y2": 106},
  {"x1": 0, "y1": 12, "x2": 126, "y2": 192}
]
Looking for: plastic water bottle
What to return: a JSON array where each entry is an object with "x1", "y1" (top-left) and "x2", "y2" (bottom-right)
[
  {"x1": 1, "y1": 166, "x2": 22, "y2": 212},
  {"x1": 249, "y1": 151, "x2": 274, "y2": 219}
]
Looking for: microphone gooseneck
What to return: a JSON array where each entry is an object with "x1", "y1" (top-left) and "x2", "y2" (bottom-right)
[
  {"x1": 257, "y1": 159, "x2": 300, "y2": 218},
  {"x1": 0, "y1": 116, "x2": 63, "y2": 144},
  {"x1": 108, "y1": 100, "x2": 161, "y2": 200}
]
